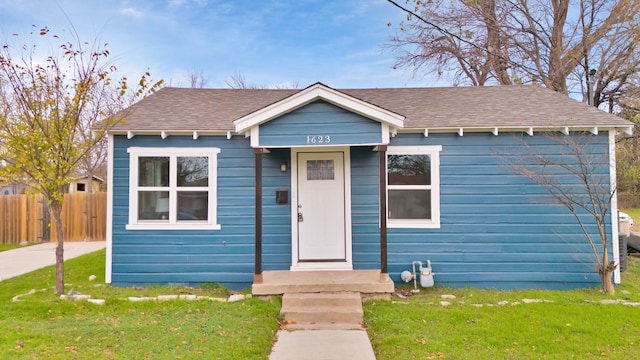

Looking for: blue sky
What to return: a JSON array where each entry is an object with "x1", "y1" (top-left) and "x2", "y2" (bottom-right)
[{"x1": 0, "y1": 0, "x2": 440, "y2": 89}]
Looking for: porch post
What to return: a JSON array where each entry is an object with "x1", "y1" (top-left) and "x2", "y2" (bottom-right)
[
  {"x1": 254, "y1": 148, "x2": 263, "y2": 282},
  {"x1": 378, "y1": 145, "x2": 388, "y2": 274}
]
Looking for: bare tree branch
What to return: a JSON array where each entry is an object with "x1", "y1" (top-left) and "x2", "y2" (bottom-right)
[{"x1": 503, "y1": 133, "x2": 617, "y2": 293}]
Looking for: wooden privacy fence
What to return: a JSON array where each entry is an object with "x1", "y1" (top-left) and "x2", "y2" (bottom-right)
[{"x1": 0, "y1": 192, "x2": 106, "y2": 244}]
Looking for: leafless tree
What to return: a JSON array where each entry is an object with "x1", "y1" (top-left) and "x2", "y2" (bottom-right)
[
  {"x1": 225, "y1": 72, "x2": 298, "y2": 89},
  {"x1": 387, "y1": 0, "x2": 640, "y2": 107},
  {"x1": 188, "y1": 71, "x2": 208, "y2": 88},
  {"x1": 225, "y1": 73, "x2": 253, "y2": 89},
  {"x1": 506, "y1": 133, "x2": 617, "y2": 294}
]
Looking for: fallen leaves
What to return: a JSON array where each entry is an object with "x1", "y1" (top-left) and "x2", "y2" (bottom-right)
[{"x1": 426, "y1": 351, "x2": 446, "y2": 359}]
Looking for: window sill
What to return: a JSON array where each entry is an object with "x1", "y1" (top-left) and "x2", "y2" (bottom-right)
[
  {"x1": 387, "y1": 221, "x2": 440, "y2": 229},
  {"x1": 126, "y1": 223, "x2": 222, "y2": 231}
]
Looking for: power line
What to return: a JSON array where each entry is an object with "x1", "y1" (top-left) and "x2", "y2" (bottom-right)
[{"x1": 386, "y1": 0, "x2": 539, "y2": 76}]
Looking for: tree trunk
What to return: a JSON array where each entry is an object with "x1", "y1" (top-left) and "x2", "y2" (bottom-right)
[
  {"x1": 480, "y1": 0, "x2": 512, "y2": 85},
  {"x1": 548, "y1": 0, "x2": 570, "y2": 93},
  {"x1": 49, "y1": 199, "x2": 65, "y2": 295},
  {"x1": 600, "y1": 249, "x2": 615, "y2": 294},
  {"x1": 602, "y1": 270, "x2": 615, "y2": 294}
]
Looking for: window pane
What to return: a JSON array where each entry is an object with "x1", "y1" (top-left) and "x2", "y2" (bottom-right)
[
  {"x1": 178, "y1": 156, "x2": 209, "y2": 187},
  {"x1": 389, "y1": 189, "x2": 431, "y2": 220},
  {"x1": 139, "y1": 157, "x2": 169, "y2": 186},
  {"x1": 388, "y1": 155, "x2": 431, "y2": 185},
  {"x1": 177, "y1": 191, "x2": 208, "y2": 220},
  {"x1": 307, "y1": 160, "x2": 334, "y2": 180},
  {"x1": 138, "y1": 191, "x2": 169, "y2": 220}
]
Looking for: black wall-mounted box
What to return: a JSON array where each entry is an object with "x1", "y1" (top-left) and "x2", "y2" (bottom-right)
[{"x1": 275, "y1": 189, "x2": 289, "y2": 204}]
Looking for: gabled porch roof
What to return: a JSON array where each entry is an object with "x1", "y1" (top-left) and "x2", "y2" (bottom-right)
[{"x1": 233, "y1": 82, "x2": 405, "y2": 134}]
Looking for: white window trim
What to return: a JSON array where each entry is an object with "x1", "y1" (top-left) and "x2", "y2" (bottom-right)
[
  {"x1": 126, "y1": 147, "x2": 221, "y2": 230},
  {"x1": 387, "y1": 145, "x2": 442, "y2": 229}
]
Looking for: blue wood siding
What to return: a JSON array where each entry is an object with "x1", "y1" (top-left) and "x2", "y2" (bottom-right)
[
  {"x1": 111, "y1": 135, "x2": 291, "y2": 289},
  {"x1": 258, "y1": 101, "x2": 382, "y2": 147},
  {"x1": 383, "y1": 132, "x2": 612, "y2": 290},
  {"x1": 351, "y1": 147, "x2": 381, "y2": 269},
  {"x1": 112, "y1": 130, "x2": 613, "y2": 291}
]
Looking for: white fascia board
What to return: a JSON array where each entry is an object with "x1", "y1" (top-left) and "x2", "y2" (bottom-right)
[
  {"x1": 105, "y1": 134, "x2": 114, "y2": 283},
  {"x1": 609, "y1": 130, "x2": 621, "y2": 284},
  {"x1": 233, "y1": 83, "x2": 405, "y2": 133},
  {"x1": 402, "y1": 125, "x2": 629, "y2": 135},
  {"x1": 112, "y1": 130, "x2": 232, "y2": 138}
]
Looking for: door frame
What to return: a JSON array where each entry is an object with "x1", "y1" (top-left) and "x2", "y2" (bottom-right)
[{"x1": 290, "y1": 146, "x2": 352, "y2": 271}]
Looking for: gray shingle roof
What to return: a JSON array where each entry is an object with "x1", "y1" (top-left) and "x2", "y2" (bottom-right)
[{"x1": 111, "y1": 84, "x2": 631, "y2": 133}]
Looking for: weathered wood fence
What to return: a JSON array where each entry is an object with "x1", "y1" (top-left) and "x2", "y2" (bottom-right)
[{"x1": 0, "y1": 192, "x2": 106, "y2": 244}]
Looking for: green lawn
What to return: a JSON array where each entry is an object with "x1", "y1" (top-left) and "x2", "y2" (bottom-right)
[
  {"x1": 365, "y1": 256, "x2": 640, "y2": 360},
  {"x1": 0, "y1": 250, "x2": 282, "y2": 359},
  {"x1": 0, "y1": 243, "x2": 24, "y2": 252},
  {"x1": 2, "y1": 248, "x2": 640, "y2": 359}
]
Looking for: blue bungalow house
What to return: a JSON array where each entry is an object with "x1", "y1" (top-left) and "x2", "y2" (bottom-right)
[{"x1": 106, "y1": 83, "x2": 632, "y2": 293}]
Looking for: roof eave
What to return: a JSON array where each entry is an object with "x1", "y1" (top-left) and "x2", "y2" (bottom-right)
[
  {"x1": 402, "y1": 125, "x2": 633, "y2": 137},
  {"x1": 109, "y1": 129, "x2": 236, "y2": 139}
]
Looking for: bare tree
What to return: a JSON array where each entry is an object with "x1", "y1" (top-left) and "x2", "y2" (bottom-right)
[
  {"x1": 506, "y1": 133, "x2": 617, "y2": 294},
  {"x1": 188, "y1": 71, "x2": 208, "y2": 88},
  {"x1": 614, "y1": 81, "x2": 640, "y2": 205},
  {"x1": 0, "y1": 26, "x2": 162, "y2": 295},
  {"x1": 225, "y1": 73, "x2": 253, "y2": 89},
  {"x1": 387, "y1": 0, "x2": 640, "y2": 106},
  {"x1": 225, "y1": 72, "x2": 299, "y2": 89}
]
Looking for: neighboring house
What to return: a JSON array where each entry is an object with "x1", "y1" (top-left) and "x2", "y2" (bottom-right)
[
  {"x1": 106, "y1": 83, "x2": 632, "y2": 291},
  {"x1": 0, "y1": 177, "x2": 27, "y2": 195},
  {"x1": 69, "y1": 175, "x2": 104, "y2": 193},
  {"x1": 0, "y1": 175, "x2": 103, "y2": 195}
]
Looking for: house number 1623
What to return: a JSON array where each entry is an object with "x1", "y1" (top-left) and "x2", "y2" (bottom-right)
[{"x1": 306, "y1": 135, "x2": 331, "y2": 144}]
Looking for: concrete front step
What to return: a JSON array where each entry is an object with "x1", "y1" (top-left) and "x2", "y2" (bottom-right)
[
  {"x1": 253, "y1": 270, "x2": 395, "y2": 296},
  {"x1": 282, "y1": 292, "x2": 363, "y2": 307},
  {"x1": 280, "y1": 292, "x2": 364, "y2": 329},
  {"x1": 283, "y1": 322, "x2": 365, "y2": 331}
]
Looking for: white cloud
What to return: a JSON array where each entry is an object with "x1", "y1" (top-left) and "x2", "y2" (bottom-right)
[{"x1": 120, "y1": 6, "x2": 145, "y2": 19}]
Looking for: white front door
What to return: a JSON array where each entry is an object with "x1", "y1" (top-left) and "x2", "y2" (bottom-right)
[{"x1": 294, "y1": 151, "x2": 350, "y2": 268}]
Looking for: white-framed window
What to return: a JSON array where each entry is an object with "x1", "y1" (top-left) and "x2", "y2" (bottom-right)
[
  {"x1": 387, "y1": 145, "x2": 442, "y2": 228},
  {"x1": 126, "y1": 147, "x2": 221, "y2": 230}
]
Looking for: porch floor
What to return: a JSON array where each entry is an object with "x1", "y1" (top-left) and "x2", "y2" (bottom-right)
[{"x1": 251, "y1": 270, "x2": 395, "y2": 296}]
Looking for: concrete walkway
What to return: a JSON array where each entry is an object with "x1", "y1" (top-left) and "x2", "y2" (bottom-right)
[
  {"x1": 269, "y1": 291, "x2": 377, "y2": 359},
  {"x1": 269, "y1": 329, "x2": 376, "y2": 360},
  {"x1": 0, "y1": 241, "x2": 106, "y2": 281}
]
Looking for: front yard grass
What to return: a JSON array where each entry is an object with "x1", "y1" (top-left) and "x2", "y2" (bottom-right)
[
  {"x1": 364, "y1": 256, "x2": 640, "y2": 360},
  {"x1": 0, "y1": 250, "x2": 281, "y2": 359},
  {"x1": 3, "y1": 247, "x2": 640, "y2": 358},
  {"x1": 0, "y1": 243, "x2": 24, "y2": 252}
]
